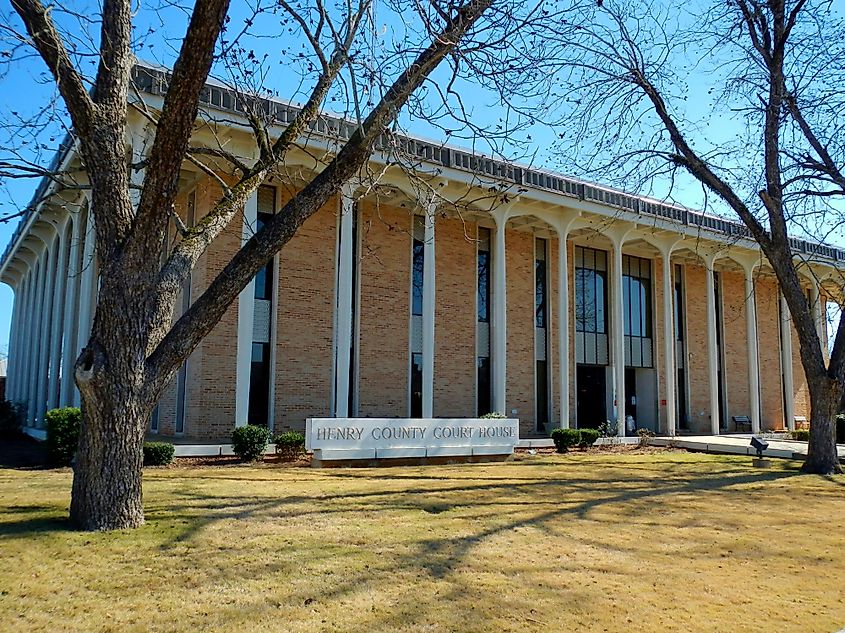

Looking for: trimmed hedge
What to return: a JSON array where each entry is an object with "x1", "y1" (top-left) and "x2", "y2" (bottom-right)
[
  {"x1": 232, "y1": 424, "x2": 271, "y2": 462},
  {"x1": 45, "y1": 407, "x2": 81, "y2": 466},
  {"x1": 480, "y1": 412, "x2": 507, "y2": 419},
  {"x1": 579, "y1": 428, "x2": 600, "y2": 447},
  {"x1": 551, "y1": 428, "x2": 581, "y2": 453},
  {"x1": 274, "y1": 431, "x2": 306, "y2": 461},
  {"x1": 790, "y1": 429, "x2": 810, "y2": 442},
  {"x1": 143, "y1": 442, "x2": 175, "y2": 466}
]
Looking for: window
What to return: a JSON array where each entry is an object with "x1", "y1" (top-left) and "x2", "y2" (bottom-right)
[
  {"x1": 412, "y1": 239, "x2": 424, "y2": 316},
  {"x1": 254, "y1": 212, "x2": 274, "y2": 300},
  {"x1": 575, "y1": 246, "x2": 609, "y2": 365},
  {"x1": 575, "y1": 247, "x2": 607, "y2": 334},
  {"x1": 410, "y1": 352, "x2": 423, "y2": 418},
  {"x1": 674, "y1": 264, "x2": 684, "y2": 342},
  {"x1": 477, "y1": 249, "x2": 490, "y2": 323},
  {"x1": 535, "y1": 258, "x2": 547, "y2": 328},
  {"x1": 477, "y1": 357, "x2": 492, "y2": 416},
  {"x1": 622, "y1": 255, "x2": 652, "y2": 368},
  {"x1": 248, "y1": 342, "x2": 271, "y2": 425},
  {"x1": 623, "y1": 255, "x2": 651, "y2": 338}
]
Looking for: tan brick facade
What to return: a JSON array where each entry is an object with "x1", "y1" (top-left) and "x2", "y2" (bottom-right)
[{"x1": 145, "y1": 190, "x2": 817, "y2": 442}]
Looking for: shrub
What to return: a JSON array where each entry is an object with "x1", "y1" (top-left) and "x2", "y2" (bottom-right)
[
  {"x1": 550, "y1": 428, "x2": 581, "y2": 453},
  {"x1": 274, "y1": 431, "x2": 306, "y2": 461},
  {"x1": 790, "y1": 429, "x2": 810, "y2": 442},
  {"x1": 637, "y1": 428, "x2": 655, "y2": 447},
  {"x1": 579, "y1": 428, "x2": 600, "y2": 447},
  {"x1": 45, "y1": 407, "x2": 81, "y2": 466},
  {"x1": 480, "y1": 412, "x2": 507, "y2": 419},
  {"x1": 143, "y1": 442, "x2": 175, "y2": 466},
  {"x1": 0, "y1": 400, "x2": 23, "y2": 438},
  {"x1": 232, "y1": 424, "x2": 271, "y2": 462}
]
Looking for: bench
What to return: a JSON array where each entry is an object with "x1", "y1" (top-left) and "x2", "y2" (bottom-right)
[{"x1": 732, "y1": 415, "x2": 752, "y2": 433}]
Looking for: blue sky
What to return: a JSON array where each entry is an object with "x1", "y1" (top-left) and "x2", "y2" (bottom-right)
[{"x1": 0, "y1": 0, "x2": 841, "y2": 358}]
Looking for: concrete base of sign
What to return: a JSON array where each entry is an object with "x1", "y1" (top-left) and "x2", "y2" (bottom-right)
[{"x1": 311, "y1": 452, "x2": 512, "y2": 469}]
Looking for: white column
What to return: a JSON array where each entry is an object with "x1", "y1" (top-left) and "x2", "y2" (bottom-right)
[
  {"x1": 35, "y1": 237, "x2": 58, "y2": 423},
  {"x1": 554, "y1": 217, "x2": 578, "y2": 429},
  {"x1": 704, "y1": 256, "x2": 721, "y2": 435},
  {"x1": 47, "y1": 224, "x2": 69, "y2": 410},
  {"x1": 19, "y1": 270, "x2": 36, "y2": 406},
  {"x1": 6, "y1": 278, "x2": 24, "y2": 401},
  {"x1": 16, "y1": 272, "x2": 34, "y2": 406},
  {"x1": 660, "y1": 246, "x2": 677, "y2": 436},
  {"x1": 610, "y1": 239, "x2": 626, "y2": 437},
  {"x1": 28, "y1": 259, "x2": 47, "y2": 425},
  {"x1": 234, "y1": 191, "x2": 258, "y2": 427},
  {"x1": 780, "y1": 291, "x2": 795, "y2": 431},
  {"x1": 75, "y1": 213, "x2": 96, "y2": 356},
  {"x1": 742, "y1": 262, "x2": 761, "y2": 434},
  {"x1": 421, "y1": 203, "x2": 436, "y2": 419},
  {"x1": 60, "y1": 216, "x2": 83, "y2": 405},
  {"x1": 333, "y1": 185, "x2": 355, "y2": 417},
  {"x1": 491, "y1": 212, "x2": 508, "y2": 414}
]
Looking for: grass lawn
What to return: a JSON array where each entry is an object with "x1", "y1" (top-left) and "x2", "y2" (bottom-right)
[{"x1": 1, "y1": 450, "x2": 843, "y2": 632}]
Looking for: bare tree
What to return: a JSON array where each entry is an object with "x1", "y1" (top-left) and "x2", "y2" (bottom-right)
[
  {"x1": 0, "y1": 0, "x2": 537, "y2": 530},
  {"x1": 514, "y1": 0, "x2": 845, "y2": 473}
]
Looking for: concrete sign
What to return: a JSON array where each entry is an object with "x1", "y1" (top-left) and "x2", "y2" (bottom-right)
[{"x1": 306, "y1": 417, "x2": 520, "y2": 462}]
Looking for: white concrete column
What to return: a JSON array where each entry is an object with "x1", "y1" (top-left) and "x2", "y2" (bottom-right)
[
  {"x1": 47, "y1": 222, "x2": 70, "y2": 410},
  {"x1": 491, "y1": 209, "x2": 509, "y2": 414},
  {"x1": 780, "y1": 291, "x2": 795, "y2": 431},
  {"x1": 421, "y1": 202, "x2": 436, "y2": 419},
  {"x1": 28, "y1": 259, "x2": 47, "y2": 425},
  {"x1": 657, "y1": 240, "x2": 681, "y2": 436},
  {"x1": 6, "y1": 277, "x2": 25, "y2": 401},
  {"x1": 741, "y1": 260, "x2": 761, "y2": 434},
  {"x1": 60, "y1": 215, "x2": 83, "y2": 406},
  {"x1": 35, "y1": 236, "x2": 58, "y2": 423},
  {"x1": 333, "y1": 184, "x2": 355, "y2": 417},
  {"x1": 19, "y1": 269, "x2": 36, "y2": 407},
  {"x1": 73, "y1": 212, "x2": 97, "y2": 408},
  {"x1": 554, "y1": 216, "x2": 579, "y2": 429},
  {"x1": 610, "y1": 238, "x2": 626, "y2": 437},
  {"x1": 704, "y1": 254, "x2": 721, "y2": 435},
  {"x1": 16, "y1": 272, "x2": 34, "y2": 406},
  {"x1": 234, "y1": 191, "x2": 258, "y2": 427}
]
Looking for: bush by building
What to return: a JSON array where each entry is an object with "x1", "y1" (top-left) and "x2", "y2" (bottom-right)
[
  {"x1": 551, "y1": 428, "x2": 581, "y2": 453},
  {"x1": 232, "y1": 425, "x2": 271, "y2": 462},
  {"x1": 579, "y1": 428, "x2": 601, "y2": 447},
  {"x1": 45, "y1": 407, "x2": 81, "y2": 466},
  {"x1": 143, "y1": 442, "x2": 175, "y2": 466},
  {"x1": 274, "y1": 431, "x2": 306, "y2": 461}
]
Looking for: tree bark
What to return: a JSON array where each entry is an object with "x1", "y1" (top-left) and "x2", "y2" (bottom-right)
[{"x1": 802, "y1": 376, "x2": 843, "y2": 475}]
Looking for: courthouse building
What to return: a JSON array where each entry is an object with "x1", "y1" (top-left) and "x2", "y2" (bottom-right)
[{"x1": 1, "y1": 65, "x2": 843, "y2": 442}]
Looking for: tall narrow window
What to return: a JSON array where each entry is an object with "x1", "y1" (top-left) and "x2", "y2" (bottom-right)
[
  {"x1": 575, "y1": 246, "x2": 609, "y2": 365},
  {"x1": 674, "y1": 264, "x2": 688, "y2": 428},
  {"x1": 535, "y1": 238, "x2": 550, "y2": 432},
  {"x1": 409, "y1": 219, "x2": 425, "y2": 417},
  {"x1": 714, "y1": 271, "x2": 727, "y2": 430},
  {"x1": 247, "y1": 185, "x2": 276, "y2": 426},
  {"x1": 622, "y1": 255, "x2": 653, "y2": 368},
  {"x1": 477, "y1": 227, "x2": 492, "y2": 416}
]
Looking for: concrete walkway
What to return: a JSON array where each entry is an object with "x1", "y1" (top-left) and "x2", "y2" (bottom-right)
[{"x1": 649, "y1": 434, "x2": 845, "y2": 461}]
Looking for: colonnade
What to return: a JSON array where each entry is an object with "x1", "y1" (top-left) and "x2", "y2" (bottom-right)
[
  {"x1": 322, "y1": 186, "x2": 829, "y2": 435},
  {"x1": 4, "y1": 203, "x2": 97, "y2": 429}
]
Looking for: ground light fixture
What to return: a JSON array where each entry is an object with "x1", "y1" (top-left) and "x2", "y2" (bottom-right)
[{"x1": 750, "y1": 436, "x2": 771, "y2": 468}]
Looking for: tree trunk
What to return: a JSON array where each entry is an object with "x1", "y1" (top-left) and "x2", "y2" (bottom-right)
[{"x1": 801, "y1": 376, "x2": 843, "y2": 475}]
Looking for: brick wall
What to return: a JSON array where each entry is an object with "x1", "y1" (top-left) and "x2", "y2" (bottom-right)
[
  {"x1": 274, "y1": 198, "x2": 337, "y2": 433},
  {"x1": 356, "y1": 202, "x2": 411, "y2": 417},
  {"x1": 720, "y1": 270, "x2": 751, "y2": 424},
  {"x1": 504, "y1": 227, "x2": 536, "y2": 436},
  {"x1": 756, "y1": 275, "x2": 784, "y2": 429},
  {"x1": 682, "y1": 263, "x2": 713, "y2": 433},
  {"x1": 433, "y1": 218, "x2": 476, "y2": 417}
]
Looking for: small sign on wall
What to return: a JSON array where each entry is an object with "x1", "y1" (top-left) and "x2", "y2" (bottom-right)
[{"x1": 306, "y1": 417, "x2": 520, "y2": 462}]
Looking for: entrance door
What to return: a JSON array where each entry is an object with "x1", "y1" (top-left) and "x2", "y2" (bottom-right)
[{"x1": 577, "y1": 365, "x2": 606, "y2": 429}]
